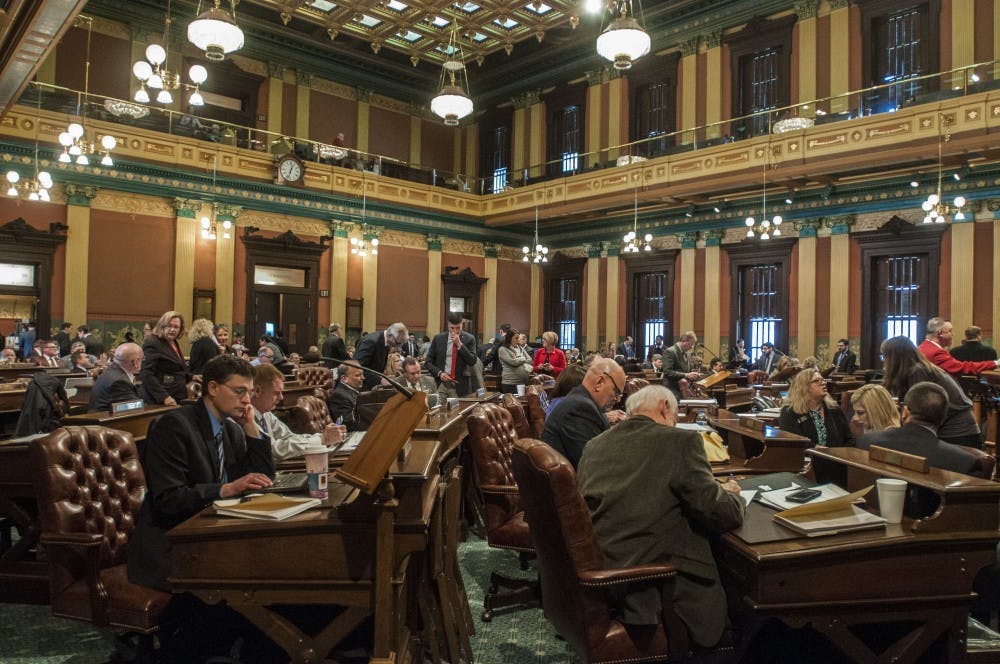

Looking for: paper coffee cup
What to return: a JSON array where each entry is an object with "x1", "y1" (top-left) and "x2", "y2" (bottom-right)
[
  {"x1": 516, "y1": 384, "x2": 526, "y2": 396},
  {"x1": 876, "y1": 478, "x2": 907, "y2": 523},
  {"x1": 304, "y1": 447, "x2": 329, "y2": 500}
]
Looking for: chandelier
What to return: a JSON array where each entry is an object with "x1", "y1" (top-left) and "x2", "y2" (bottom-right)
[
  {"x1": 188, "y1": 0, "x2": 245, "y2": 62},
  {"x1": 623, "y1": 183, "x2": 652, "y2": 252},
  {"x1": 921, "y1": 115, "x2": 967, "y2": 224},
  {"x1": 6, "y1": 89, "x2": 53, "y2": 202},
  {"x1": 200, "y1": 157, "x2": 232, "y2": 240},
  {"x1": 350, "y1": 182, "x2": 379, "y2": 256},
  {"x1": 522, "y1": 207, "x2": 549, "y2": 263},
  {"x1": 133, "y1": 0, "x2": 208, "y2": 106},
  {"x1": 430, "y1": 17, "x2": 473, "y2": 126},
  {"x1": 745, "y1": 149, "x2": 782, "y2": 240},
  {"x1": 596, "y1": 0, "x2": 650, "y2": 70},
  {"x1": 59, "y1": 17, "x2": 116, "y2": 167},
  {"x1": 103, "y1": 99, "x2": 150, "y2": 120}
]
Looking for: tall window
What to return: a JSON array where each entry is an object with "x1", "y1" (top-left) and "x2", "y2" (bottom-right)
[
  {"x1": 741, "y1": 265, "x2": 781, "y2": 361},
  {"x1": 726, "y1": 241, "x2": 791, "y2": 362},
  {"x1": 863, "y1": 1, "x2": 938, "y2": 114},
  {"x1": 882, "y1": 256, "x2": 922, "y2": 345},
  {"x1": 633, "y1": 82, "x2": 674, "y2": 157},
  {"x1": 626, "y1": 254, "x2": 676, "y2": 358},
  {"x1": 487, "y1": 126, "x2": 509, "y2": 193},
  {"x1": 549, "y1": 105, "x2": 581, "y2": 175},
  {"x1": 726, "y1": 16, "x2": 793, "y2": 140},
  {"x1": 545, "y1": 258, "x2": 585, "y2": 350},
  {"x1": 554, "y1": 278, "x2": 579, "y2": 349},
  {"x1": 744, "y1": 48, "x2": 779, "y2": 135},
  {"x1": 479, "y1": 110, "x2": 512, "y2": 193}
]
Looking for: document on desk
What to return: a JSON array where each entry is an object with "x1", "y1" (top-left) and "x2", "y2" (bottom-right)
[
  {"x1": 758, "y1": 483, "x2": 850, "y2": 511},
  {"x1": 213, "y1": 494, "x2": 321, "y2": 521},
  {"x1": 772, "y1": 485, "x2": 886, "y2": 537}
]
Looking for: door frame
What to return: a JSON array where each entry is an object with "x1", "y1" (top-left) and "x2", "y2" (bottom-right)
[{"x1": 0, "y1": 218, "x2": 67, "y2": 337}]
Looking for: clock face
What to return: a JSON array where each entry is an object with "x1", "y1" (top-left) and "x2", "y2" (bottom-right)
[{"x1": 278, "y1": 157, "x2": 302, "y2": 182}]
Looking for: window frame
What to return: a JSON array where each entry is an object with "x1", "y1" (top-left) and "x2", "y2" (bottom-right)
[
  {"x1": 724, "y1": 239, "x2": 794, "y2": 360},
  {"x1": 624, "y1": 251, "x2": 678, "y2": 357},
  {"x1": 725, "y1": 15, "x2": 795, "y2": 139},
  {"x1": 543, "y1": 255, "x2": 586, "y2": 351},
  {"x1": 859, "y1": 0, "x2": 940, "y2": 112}
]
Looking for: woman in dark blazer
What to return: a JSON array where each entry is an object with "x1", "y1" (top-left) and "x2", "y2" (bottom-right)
[
  {"x1": 778, "y1": 368, "x2": 853, "y2": 447},
  {"x1": 187, "y1": 318, "x2": 220, "y2": 375},
  {"x1": 140, "y1": 310, "x2": 190, "y2": 405}
]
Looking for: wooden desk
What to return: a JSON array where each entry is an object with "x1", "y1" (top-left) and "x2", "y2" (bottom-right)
[
  {"x1": 708, "y1": 409, "x2": 812, "y2": 475},
  {"x1": 0, "y1": 365, "x2": 40, "y2": 381},
  {"x1": 413, "y1": 403, "x2": 473, "y2": 459},
  {"x1": 721, "y1": 448, "x2": 1000, "y2": 662},
  {"x1": 61, "y1": 404, "x2": 177, "y2": 442},
  {"x1": 0, "y1": 436, "x2": 47, "y2": 603},
  {"x1": 169, "y1": 439, "x2": 442, "y2": 664},
  {"x1": 458, "y1": 391, "x2": 501, "y2": 405},
  {"x1": 0, "y1": 388, "x2": 26, "y2": 414}
]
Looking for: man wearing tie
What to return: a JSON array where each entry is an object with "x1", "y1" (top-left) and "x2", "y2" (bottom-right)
[
  {"x1": 753, "y1": 342, "x2": 780, "y2": 376},
  {"x1": 661, "y1": 331, "x2": 700, "y2": 401},
  {"x1": 402, "y1": 356, "x2": 436, "y2": 393},
  {"x1": 617, "y1": 335, "x2": 637, "y2": 361},
  {"x1": 425, "y1": 312, "x2": 477, "y2": 399},
  {"x1": 31, "y1": 340, "x2": 60, "y2": 367},
  {"x1": 832, "y1": 338, "x2": 858, "y2": 374}
]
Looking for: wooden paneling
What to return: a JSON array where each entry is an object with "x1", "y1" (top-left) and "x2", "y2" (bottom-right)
[{"x1": 375, "y1": 245, "x2": 428, "y2": 331}]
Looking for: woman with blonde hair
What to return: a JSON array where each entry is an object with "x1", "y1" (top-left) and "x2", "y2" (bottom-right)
[
  {"x1": 533, "y1": 330, "x2": 567, "y2": 377},
  {"x1": 850, "y1": 383, "x2": 900, "y2": 435},
  {"x1": 385, "y1": 351, "x2": 403, "y2": 378},
  {"x1": 187, "y1": 318, "x2": 220, "y2": 375},
  {"x1": 140, "y1": 310, "x2": 190, "y2": 405},
  {"x1": 778, "y1": 369, "x2": 853, "y2": 447}
]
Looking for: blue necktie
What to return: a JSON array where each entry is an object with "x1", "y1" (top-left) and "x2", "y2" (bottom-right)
[{"x1": 215, "y1": 430, "x2": 228, "y2": 484}]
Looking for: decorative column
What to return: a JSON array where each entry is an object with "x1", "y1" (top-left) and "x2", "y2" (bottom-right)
[
  {"x1": 409, "y1": 102, "x2": 422, "y2": 167},
  {"x1": 679, "y1": 233, "x2": 697, "y2": 333},
  {"x1": 995, "y1": 2, "x2": 1000, "y2": 81},
  {"x1": 704, "y1": 31, "x2": 723, "y2": 140},
  {"x1": 295, "y1": 72, "x2": 311, "y2": 139},
  {"x1": 483, "y1": 243, "x2": 499, "y2": 343},
  {"x1": 607, "y1": 70, "x2": 626, "y2": 162},
  {"x1": 605, "y1": 245, "x2": 620, "y2": 349},
  {"x1": 511, "y1": 93, "x2": 529, "y2": 178},
  {"x1": 267, "y1": 63, "x2": 284, "y2": 136},
  {"x1": 951, "y1": 0, "x2": 975, "y2": 88},
  {"x1": 361, "y1": 225, "x2": 380, "y2": 333},
  {"x1": 826, "y1": 215, "x2": 855, "y2": 354},
  {"x1": 530, "y1": 263, "x2": 542, "y2": 339},
  {"x1": 63, "y1": 185, "x2": 98, "y2": 329},
  {"x1": 679, "y1": 37, "x2": 700, "y2": 145},
  {"x1": 172, "y1": 198, "x2": 201, "y2": 328},
  {"x1": 702, "y1": 230, "x2": 724, "y2": 360},
  {"x1": 585, "y1": 244, "x2": 601, "y2": 352},
  {"x1": 463, "y1": 124, "x2": 478, "y2": 185},
  {"x1": 828, "y1": 0, "x2": 851, "y2": 114},
  {"x1": 993, "y1": 202, "x2": 1000, "y2": 345},
  {"x1": 356, "y1": 87, "x2": 372, "y2": 154},
  {"x1": 527, "y1": 90, "x2": 544, "y2": 180},
  {"x1": 795, "y1": 1, "x2": 819, "y2": 107},
  {"x1": 426, "y1": 234, "x2": 443, "y2": 335},
  {"x1": 950, "y1": 212, "x2": 976, "y2": 332},
  {"x1": 794, "y1": 220, "x2": 821, "y2": 359},
  {"x1": 330, "y1": 221, "x2": 350, "y2": 326},
  {"x1": 585, "y1": 70, "x2": 603, "y2": 169},
  {"x1": 213, "y1": 204, "x2": 240, "y2": 333}
]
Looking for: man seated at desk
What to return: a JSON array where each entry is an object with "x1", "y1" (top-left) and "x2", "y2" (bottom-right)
[
  {"x1": 326, "y1": 360, "x2": 365, "y2": 431},
  {"x1": 578, "y1": 385, "x2": 744, "y2": 649},
  {"x1": 250, "y1": 363, "x2": 346, "y2": 461},
  {"x1": 857, "y1": 381, "x2": 980, "y2": 475},
  {"x1": 87, "y1": 342, "x2": 142, "y2": 412}
]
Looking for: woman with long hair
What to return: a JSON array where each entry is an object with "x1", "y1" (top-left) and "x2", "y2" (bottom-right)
[
  {"x1": 880, "y1": 335, "x2": 982, "y2": 447},
  {"x1": 497, "y1": 328, "x2": 532, "y2": 393},
  {"x1": 777, "y1": 369, "x2": 853, "y2": 447},
  {"x1": 850, "y1": 383, "x2": 901, "y2": 436},
  {"x1": 187, "y1": 318, "x2": 220, "y2": 376},
  {"x1": 140, "y1": 310, "x2": 190, "y2": 405},
  {"x1": 384, "y1": 351, "x2": 403, "y2": 378}
]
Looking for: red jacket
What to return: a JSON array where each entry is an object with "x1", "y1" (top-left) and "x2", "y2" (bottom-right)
[
  {"x1": 533, "y1": 346, "x2": 566, "y2": 378},
  {"x1": 918, "y1": 339, "x2": 996, "y2": 378}
]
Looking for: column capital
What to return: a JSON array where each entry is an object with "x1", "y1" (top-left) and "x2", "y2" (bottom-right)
[
  {"x1": 172, "y1": 197, "x2": 201, "y2": 218},
  {"x1": 585, "y1": 243, "x2": 602, "y2": 259},
  {"x1": 215, "y1": 203, "x2": 242, "y2": 221},
  {"x1": 829, "y1": 0, "x2": 850, "y2": 10},
  {"x1": 702, "y1": 29, "x2": 722, "y2": 49},
  {"x1": 409, "y1": 101, "x2": 424, "y2": 116},
  {"x1": 484, "y1": 242, "x2": 500, "y2": 258},
  {"x1": 605, "y1": 243, "x2": 620, "y2": 257},
  {"x1": 701, "y1": 229, "x2": 725, "y2": 246},
  {"x1": 584, "y1": 69, "x2": 604, "y2": 86},
  {"x1": 357, "y1": 87, "x2": 373, "y2": 103},
  {"x1": 268, "y1": 62, "x2": 284, "y2": 79},
  {"x1": 363, "y1": 225, "x2": 381, "y2": 242},
  {"x1": 679, "y1": 37, "x2": 700, "y2": 57},
  {"x1": 793, "y1": 219, "x2": 822, "y2": 237},
  {"x1": 794, "y1": 0, "x2": 820, "y2": 19},
  {"x1": 426, "y1": 233, "x2": 442, "y2": 251},
  {"x1": 513, "y1": 89, "x2": 542, "y2": 108},
  {"x1": 678, "y1": 232, "x2": 698, "y2": 249},
  {"x1": 295, "y1": 71, "x2": 313, "y2": 87},
  {"x1": 331, "y1": 220, "x2": 352, "y2": 238},
  {"x1": 65, "y1": 184, "x2": 98, "y2": 207},
  {"x1": 823, "y1": 214, "x2": 856, "y2": 235}
]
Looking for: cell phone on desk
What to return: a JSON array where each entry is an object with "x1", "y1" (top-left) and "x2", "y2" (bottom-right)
[{"x1": 786, "y1": 488, "x2": 822, "y2": 503}]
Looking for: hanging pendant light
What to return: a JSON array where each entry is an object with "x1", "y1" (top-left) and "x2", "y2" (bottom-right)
[
  {"x1": 745, "y1": 146, "x2": 782, "y2": 240},
  {"x1": 6, "y1": 87, "x2": 53, "y2": 202},
  {"x1": 350, "y1": 177, "x2": 379, "y2": 257},
  {"x1": 623, "y1": 183, "x2": 652, "y2": 252},
  {"x1": 596, "y1": 0, "x2": 650, "y2": 70},
  {"x1": 921, "y1": 114, "x2": 968, "y2": 224},
  {"x1": 522, "y1": 207, "x2": 549, "y2": 263},
  {"x1": 431, "y1": 16, "x2": 473, "y2": 126},
  {"x1": 59, "y1": 16, "x2": 116, "y2": 168},
  {"x1": 188, "y1": 0, "x2": 245, "y2": 61}
]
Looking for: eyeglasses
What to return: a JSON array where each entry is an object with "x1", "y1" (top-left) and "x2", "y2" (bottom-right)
[
  {"x1": 602, "y1": 371, "x2": 623, "y2": 398},
  {"x1": 809, "y1": 378, "x2": 826, "y2": 385},
  {"x1": 220, "y1": 383, "x2": 251, "y2": 397}
]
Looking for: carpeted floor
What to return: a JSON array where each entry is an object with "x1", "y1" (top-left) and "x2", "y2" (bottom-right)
[{"x1": 0, "y1": 537, "x2": 572, "y2": 664}]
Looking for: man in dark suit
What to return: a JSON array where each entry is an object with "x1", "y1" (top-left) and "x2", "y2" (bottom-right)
[
  {"x1": 353, "y1": 322, "x2": 408, "y2": 390},
  {"x1": 326, "y1": 360, "x2": 365, "y2": 431},
  {"x1": 752, "y1": 341, "x2": 782, "y2": 376},
  {"x1": 424, "y1": 312, "x2": 477, "y2": 398},
  {"x1": 578, "y1": 384, "x2": 744, "y2": 649},
  {"x1": 88, "y1": 342, "x2": 143, "y2": 412},
  {"x1": 617, "y1": 335, "x2": 637, "y2": 361},
  {"x1": 661, "y1": 331, "x2": 700, "y2": 401},
  {"x1": 78, "y1": 325, "x2": 105, "y2": 358},
  {"x1": 54, "y1": 322, "x2": 73, "y2": 357},
  {"x1": 31, "y1": 339, "x2": 60, "y2": 367},
  {"x1": 399, "y1": 333, "x2": 420, "y2": 359},
  {"x1": 320, "y1": 323, "x2": 349, "y2": 368},
  {"x1": 401, "y1": 356, "x2": 437, "y2": 394},
  {"x1": 541, "y1": 358, "x2": 626, "y2": 468},
  {"x1": 832, "y1": 338, "x2": 858, "y2": 373},
  {"x1": 646, "y1": 335, "x2": 664, "y2": 362},
  {"x1": 951, "y1": 325, "x2": 999, "y2": 363},
  {"x1": 858, "y1": 381, "x2": 980, "y2": 475},
  {"x1": 128, "y1": 355, "x2": 275, "y2": 592}
]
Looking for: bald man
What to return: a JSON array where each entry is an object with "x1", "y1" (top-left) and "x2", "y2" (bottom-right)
[
  {"x1": 540, "y1": 357, "x2": 627, "y2": 468},
  {"x1": 88, "y1": 343, "x2": 143, "y2": 412}
]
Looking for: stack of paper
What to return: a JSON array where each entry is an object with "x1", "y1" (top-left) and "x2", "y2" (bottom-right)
[
  {"x1": 771, "y1": 485, "x2": 886, "y2": 537},
  {"x1": 758, "y1": 484, "x2": 850, "y2": 511},
  {"x1": 213, "y1": 494, "x2": 321, "y2": 521}
]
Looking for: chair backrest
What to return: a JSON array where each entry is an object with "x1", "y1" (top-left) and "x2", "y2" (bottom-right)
[
  {"x1": 30, "y1": 426, "x2": 145, "y2": 582},
  {"x1": 529, "y1": 374, "x2": 556, "y2": 388},
  {"x1": 286, "y1": 394, "x2": 333, "y2": 434},
  {"x1": 466, "y1": 403, "x2": 521, "y2": 535},
  {"x1": 510, "y1": 438, "x2": 609, "y2": 656},
  {"x1": 965, "y1": 445, "x2": 996, "y2": 480},
  {"x1": 501, "y1": 393, "x2": 532, "y2": 440},
  {"x1": 296, "y1": 365, "x2": 333, "y2": 389},
  {"x1": 524, "y1": 386, "x2": 547, "y2": 438}
]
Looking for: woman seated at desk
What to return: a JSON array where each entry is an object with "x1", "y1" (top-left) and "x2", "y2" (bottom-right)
[
  {"x1": 778, "y1": 369, "x2": 853, "y2": 447},
  {"x1": 849, "y1": 383, "x2": 900, "y2": 438}
]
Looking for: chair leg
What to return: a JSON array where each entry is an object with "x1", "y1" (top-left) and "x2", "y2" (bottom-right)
[{"x1": 481, "y1": 570, "x2": 540, "y2": 622}]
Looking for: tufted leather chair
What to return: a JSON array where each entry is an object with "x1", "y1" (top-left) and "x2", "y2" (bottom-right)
[
  {"x1": 295, "y1": 365, "x2": 334, "y2": 391},
  {"x1": 512, "y1": 438, "x2": 735, "y2": 664},
  {"x1": 501, "y1": 393, "x2": 532, "y2": 440},
  {"x1": 29, "y1": 426, "x2": 169, "y2": 647},
  {"x1": 524, "y1": 386, "x2": 548, "y2": 438},
  {"x1": 466, "y1": 403, "x2": 539, "y2": 621},
  {"x1": 747, "y1": 370, "x2": 769, "y2": 386},
  {"x1": 286, "y1": 394, "x2": 333, "y2": 434},
  {"x1": 622, "y1": 378, "x2": 650, "y2": 409},
  {"x1": 530, "y1": 374, "x2": 556, "y2": 389},
  {"x1": 965, "y1": 446, "x2": 996, "y2": 481}
]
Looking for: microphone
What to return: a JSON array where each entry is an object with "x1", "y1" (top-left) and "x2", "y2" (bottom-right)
[
  {"x1": 320, "y1": 356, "x2": 414, "y2": 399},
  {"x1": 698, "y1": 341, "x2": 723, "y2": 363}
]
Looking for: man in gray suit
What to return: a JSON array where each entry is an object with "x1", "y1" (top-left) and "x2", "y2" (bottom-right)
[
  {"x1": 578, "y1": 384, "x2": 744, "y2": 649},
  {"x1": 661, "y1": 330, "x2": 700, "y2": 401},
  {"x1": 87, "y1": 342, "x2": 143, "y2": 412},
  {"x1": 401, "y1": 356, "x2": 437, "y2": 394}
]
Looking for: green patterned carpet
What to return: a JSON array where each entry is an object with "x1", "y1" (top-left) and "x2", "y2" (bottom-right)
[{"x1": 0, "y1": 537, "x2": 572, "y2": 664}]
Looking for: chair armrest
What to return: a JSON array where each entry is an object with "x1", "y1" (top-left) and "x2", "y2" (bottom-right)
[
  {"x1": 480, "y1": 484, "x2": 520, "y2": 496},
  {"x1": 40, "y1": 531, "x2": 109, "y2": 626},
  {"x1": 577, "y1": 563, "x2": 678, "y2": 588},
  {"x1": 40, "y1": 532, "x2": 103, "y2": 548}
]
